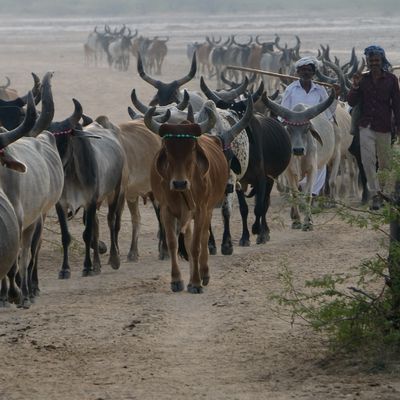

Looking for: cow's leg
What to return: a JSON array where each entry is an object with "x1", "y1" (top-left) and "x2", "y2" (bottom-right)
[
  {"x1": 221, "y1": 188, "x2": 234, "y2": 255},
  {"x1": 56, "y1": 203, "x2": 72, "y2": 279},
  {"x1": 252, "y1": 178, "x2": 267, "y2": 241},
  {"x1": 107, "y1": 191, "x2": 124, "y2": 270},
  {"x1": 28, "y1": 218, "x2": 44, "y2": 300},
  {"x1": 17, "y1": 223, "x2": 37, "y2": 308},
  {"x1": 92, "y1": 213, "x2": 102, "y2": 273},
  {"x1": 188, "y1": 212, "x2": 207, "y2": 294},
  {"x1": 0, "y1": 277, "x2": 10, "y2": 307},
  {"x1": 127, "y1": 197, "x2": 140, "y2": 261},
  {"x1": 151, "y1": 200, "x2": 169, "y2": 260},
  {"x1": 349, "y1": 133, "x2": 369, "y2": 204},
  {"x1": 82, "y1": 203, "x2": 97, "y2": 276},
  {"x1": 163, "y1": 210, "x2": 184, "y2": 292},
  {"x1": 347, "y1": 154, "x2": 360, "y2": 199},
  {"x1": 328, "y1": 146, "x2": 341, "y2": 206},
  {"x1": 285, "y1": 169, "x2": 302, "y2": 229},
  {"x1": 1, "y1": 261, "x2": 20, "y2": 306},
  {"x1": 256, "y1": 177, "x2": 274, "y2": 244},
  {"x1": 237, "y1": 188, "x2": 250, "y2": 246},
  {"x1": 301, "y1": 169, "x2": 316, "y2": 232},
  {"x1": 5, "y1": 263, "x2": 20, "y2": 305},
  {"x1": 208, "y1": 225, "x2": 217, "y2": 255},
  {"x1": 200, "y1": 211, "x2": 213, "y2": 287}
]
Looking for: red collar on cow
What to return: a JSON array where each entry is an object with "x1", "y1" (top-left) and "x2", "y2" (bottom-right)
[
  {"x1": 51, "y1": 128, "x2": 73, "y2": 137},
  {"x1": 283, "y1": 119, "x2": 310, "y2": 126},
  {"x1": 162, "y1": 133, "x2": 198, "y2": 140}
]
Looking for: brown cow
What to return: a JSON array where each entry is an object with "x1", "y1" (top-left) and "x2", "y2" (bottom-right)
[{"x1": 144, "y1": 98, "x2": 253, "y2": 293}]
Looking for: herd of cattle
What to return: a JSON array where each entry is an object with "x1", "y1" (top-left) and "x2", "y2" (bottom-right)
[
  {"x1": 84, "y1": 24, "x2": 169, "y2": 74},
  {"x1": 0, "y1": 35, "x2": 382, "y2": 307}
]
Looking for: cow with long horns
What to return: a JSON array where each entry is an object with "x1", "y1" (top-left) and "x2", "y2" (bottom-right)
[
  {"x1": 144, "y1": 97, "x2": 253, "y2": 294},
  {"x1": 263, "y1": 89, "x2": 337, "y2": 230}
]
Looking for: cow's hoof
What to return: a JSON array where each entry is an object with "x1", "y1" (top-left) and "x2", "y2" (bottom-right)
[
  {"x1": 302, "y1": 223, "x2": 313, "y2": 231},
  {"x1": 82, "y1": 269, "x2": 97, "y2": 277},
  {"x1": 58, "y1": 270, "x2": 71, "y2": 279},
  {"x1": 221, "y1": 244, "x2": 233, "y2": 255},
  {"x1": 109, "y1": 257, "x2": 120, "y2": 270},
  {"x1": 17, "y1": 298, "x2": 31, "y2": 309},
  {"x1": 292, "y1": 221, "x2": 302, "y2": 229},
  {"x1": 202, "y1": 276, "x2": 210, "y2": 286},
  {"x1": 239, "y1": 238, "x2": 250, "y2": 247},
  {"x1": 98, "y1": 241, "x2": 107, "y2": 254},
  {"x1": 171, "y1": 280, "x2": 184, "y2": 292},
  {"x1": 127, "y1": 252, "x2": 138, "y2": 262},
  {"x1": 8, "y1": 288, "x2": 20, "y2": 304},
  {"x1": 208, "y1": 246, "x2": 217, "y2": 255},
  {"x1": 257, "y1": 232, "x2": 270, "y2": 244},
  {"x1": 187, "y1": 284, "x2": 203, "y2": 294}
]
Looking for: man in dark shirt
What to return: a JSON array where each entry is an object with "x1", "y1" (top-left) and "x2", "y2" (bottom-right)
[{"x1": 348, "y1": 45, "x2": 400, "y2": 210}]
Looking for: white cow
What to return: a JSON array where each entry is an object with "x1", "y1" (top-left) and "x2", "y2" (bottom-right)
[{"x1": 264, "y1": 90, "x2": 337, "y2": 230}]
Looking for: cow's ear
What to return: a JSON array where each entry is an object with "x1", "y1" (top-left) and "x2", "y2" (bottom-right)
[
  {"x1": 195, "y1": 145, "x2": 210, "y2": 178},
  {"x1": 309, "y1": 124, "x2": 323, "y2": 146},
  {"x1": 155, "y1": 147, "x2": 168, "y2": 181},
  {"x1": 0, "y1": 150, "x2": 27, "y2": 173}
]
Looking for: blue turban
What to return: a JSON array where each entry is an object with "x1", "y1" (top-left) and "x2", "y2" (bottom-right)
[{"x1": 364, "y1": 45, "x2": 391, "y2": 71}]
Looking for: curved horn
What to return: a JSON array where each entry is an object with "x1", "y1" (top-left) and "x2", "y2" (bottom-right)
[
  {"x1": 187, "y1": 104, "x2": 194, "y2": 123},
  {"x1": 143, "y1": 107, "x2": 161, "y2": 134},
  {"x1": 81, "y1": 114, "x2": 93, "y2": 126},
  {"x1": 220, "y1": 96, "x2": 253, "y2": 147},
  {"x1": 154, "y1": 109, "x2": 171, "y2": 123},
  {"x1": 269, "y1": 89, "x2": 280, "y2": 101},
  {"x1": 251, "y1": 80, "x2": 264, "y2": 103},
  {"x1": 29, "y1": 72, "x2": 54, "y2": 137},
  {"x1": 323, "y1": 60, "x2": 349, "y2": 99},
  {"x1": 314, "y1": 68, "x2": 337, "y2": 85},
  {"x1": 221, "y1": 68, "x2": 237, "y2": 88},
  {"x1": 128, "y1": 106, "x2": 141, "y2": 120},
  {"x1": 212, "y1": 35, "x2": 222, "y2": 44},
  {"x1": 69, "y1": 98, "x2": 83, "y2": 127},
  {"x1": 200, "y1": 76, "x2": 227, "y2": 106},
  {"x1": 19, "y1": 72, "x2": 42, "y2": 105},
  {"x1": 175, "y1": 90, "x2": 189, "y2": 111},
  {"x1": 175, "y1": 51, "x2": 197, "y2": 88},
  {"x1": 0, "y1": 92, "x2": 36, "y2": 149},
  {"x1": 137, "y1": 53, "x2": 159, "y2": 88},
  {"x1": 262, "y1": 89, "x2": 336, "y2": 122},
  {"x1": 198, "y1": 105, "x2": 217, "y2": 134},
  {"x1": 294, "y1": 35, "x2": 301, "y2": 52},
  {"x1": 131, "y1": 88, "x2": 150, "y2": 114},
  {"x1": 220, "y1": 76, "x2": 249, "y2": 102}
]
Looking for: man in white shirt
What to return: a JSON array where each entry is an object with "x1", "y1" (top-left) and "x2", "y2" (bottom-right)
[{"x1": 281, "y1": 57, "x2": 337, "y2": 196}]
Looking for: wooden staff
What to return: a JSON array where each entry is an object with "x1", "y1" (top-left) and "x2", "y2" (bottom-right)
[{"x1": 226, "y1": 65, "x2": 335, "y2": 89}]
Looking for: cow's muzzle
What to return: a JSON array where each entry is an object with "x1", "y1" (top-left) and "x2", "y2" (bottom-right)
[
  {"x1": 293, "y1": 148, "x2": 305, "y2": 156},
  {"x1": 172, "y1": 180, "x2": 188, "y2": 191}
]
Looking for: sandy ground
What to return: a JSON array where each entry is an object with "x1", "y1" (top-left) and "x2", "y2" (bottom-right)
[{"x1": 1, "y1": 12, "x2": 400, "y2": 400}]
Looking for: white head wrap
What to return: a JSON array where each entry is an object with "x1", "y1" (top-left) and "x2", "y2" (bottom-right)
[{"x1": 295, "y1": 57, "x2": 320, "y2": 70}]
